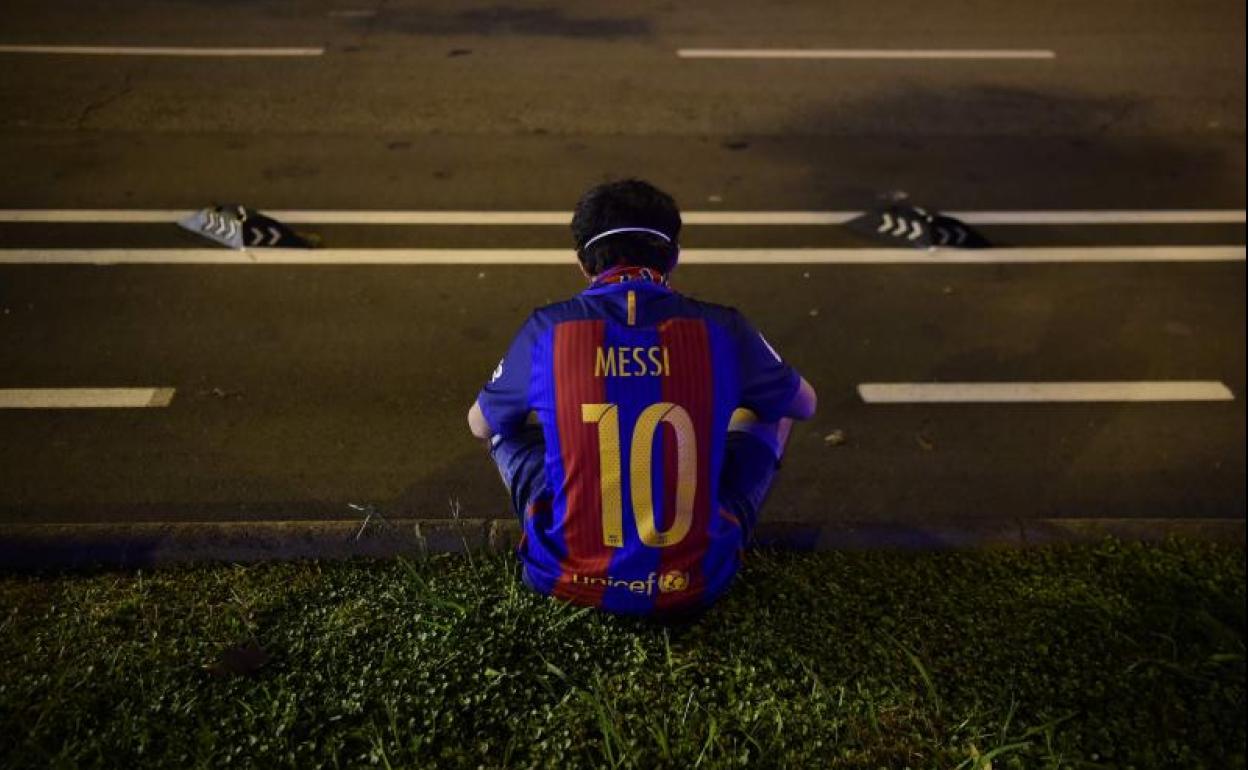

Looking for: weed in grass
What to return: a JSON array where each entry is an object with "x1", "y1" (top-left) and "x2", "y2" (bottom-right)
[{"x1": 884, "y1": 630, "x2": 941, "y2": 715}]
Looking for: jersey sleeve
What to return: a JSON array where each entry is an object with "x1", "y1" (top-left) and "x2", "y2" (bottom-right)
[
  {"x1": 732, "y1": 311, "x2": 801, "y2": 422},
  {"x1": 476, "y1": 314, "x2": 537, "y2": 437}
]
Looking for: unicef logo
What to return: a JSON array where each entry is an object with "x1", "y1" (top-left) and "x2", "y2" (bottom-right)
[{"x1": 658, "y1": 571, "x2": 689, "y2": 593}]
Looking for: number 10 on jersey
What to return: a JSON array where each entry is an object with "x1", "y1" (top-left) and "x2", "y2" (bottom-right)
[{"x1": 582, "y1": 402, "x2": 697, "y2": 549}]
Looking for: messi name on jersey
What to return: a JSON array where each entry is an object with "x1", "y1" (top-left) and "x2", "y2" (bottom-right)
[{"x1": 594, "y1": 345, "x2": 671, "y2": 378}]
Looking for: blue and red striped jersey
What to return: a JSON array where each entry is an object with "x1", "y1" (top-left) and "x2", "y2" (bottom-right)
[{"x1": 477, "y1": 275, "x2": 799, "y2": 615}]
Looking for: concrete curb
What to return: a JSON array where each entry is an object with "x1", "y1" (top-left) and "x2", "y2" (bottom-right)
[{"x1": 0, "y1": 517, "x2": 1242, "y2": 571}]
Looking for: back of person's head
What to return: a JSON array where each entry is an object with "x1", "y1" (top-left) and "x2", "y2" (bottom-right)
[{"x1": 571, "y1": 179, "x2": 682, "y2": 276}]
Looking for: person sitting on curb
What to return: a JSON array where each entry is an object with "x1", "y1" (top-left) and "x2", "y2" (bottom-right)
[{"x1": 468, "y1": 179, "x2": 816, "y2": 618}]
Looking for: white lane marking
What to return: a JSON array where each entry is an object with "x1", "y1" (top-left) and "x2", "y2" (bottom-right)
[
  {"x1": 0, "y1": 388, "x2": 175, "y2": 408},
  {"x1": 1, "y1": 210, "x2": 1243, "y2": 225},
  {"x1": 0, "y1": 45, "x2": 324, "y2": 57},
  {"x1": 0, "y1": 210, "x2": 191, "y2": 223},
  {"x1": 858, "y1": 382, "x2": 1235, "y2": 403},
  {"x1": 672, "y1": 246, "x2": 1247, "y2": 264},
  {"x1": 951, "y1": 210, "x2": 1248, "y2": 225},
  {"x1": 678, "y1": 48, "x2": 1057, "y2": 60},
  {"x1": 0, "y1": 246, "x2": 1242, "y2": 265}
]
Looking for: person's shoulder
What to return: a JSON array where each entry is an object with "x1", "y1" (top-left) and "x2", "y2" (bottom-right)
[
  {"x1": 668, "y1": 292, "x2": 744, "y2": 329},
  {"x1": 516, "y1": 295, "x2": 604, "y2": 337},
  {"x1": 529, "y1": 295, "x2": 594, "y2": 325}
]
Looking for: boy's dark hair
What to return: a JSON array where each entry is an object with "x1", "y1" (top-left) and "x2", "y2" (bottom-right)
[{"x1": 571, "y1": 179, "x2": 682, "y2": 276}]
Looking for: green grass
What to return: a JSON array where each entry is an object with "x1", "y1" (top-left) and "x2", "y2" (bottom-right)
[{"x1": 0, "y1": 539, "x2": 1243, "y2": 769}]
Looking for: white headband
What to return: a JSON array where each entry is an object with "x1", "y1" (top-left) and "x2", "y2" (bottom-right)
[{"x1": 582, "y1": 227, "x2": 673, "y2": 251}]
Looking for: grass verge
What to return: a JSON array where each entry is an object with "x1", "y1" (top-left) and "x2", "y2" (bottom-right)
[{"x1": 1, "y1": 539, "x2": 1244, "y2": 769}]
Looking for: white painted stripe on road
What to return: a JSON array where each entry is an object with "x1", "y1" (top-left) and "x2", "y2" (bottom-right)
[
  {"x1": 0, "y1": 210, "x2": 191, "y2": 223},
  {"x1": 0, "y1": 246, "x2": 1242, "y2": 265},
  {"x1": 687, "y1": 210, "x2": 1248, "y2": 226},
  {"x1": 858, "y1": 382, "x2": 1235, "y2": 403},
  {"x1": 678, "y1": 48, "x2": 1057, "y2": 60},
  {"x1": 0, "y1": 388, "x2": 175, "y2": 408},
  {"x1": 0, "y1": 45, "x2": 324, "y2": 57},
  {"x1": 949, "y1": 210, "x2": 1248, "y2": 225},
  {"x1": 1, "y1": 210, "x2": 1243, "y2": 225},
  {"x1": 671, "y1": 246, "x2": 1247, "y2": 264}
]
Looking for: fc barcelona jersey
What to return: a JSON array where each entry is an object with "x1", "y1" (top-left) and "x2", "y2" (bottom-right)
[{"x1": 477, "y1": 278, "x2": 799, "y2": 615}]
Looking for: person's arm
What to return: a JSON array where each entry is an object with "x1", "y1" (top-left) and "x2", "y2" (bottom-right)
[
  {"x1": 733, "y1": 310, "x2": 812, "y2": 423},
  {"x1": 470, "y1": 314, "x2": 536, "y2": 442},
  {"x1": 786, "y1": 376, "x2": 817, "y2": 421},
  {"x1": 728, "y1": 376, "x2": 814, "y2": 460},
  {"x1": 467, "y1": 399, "x2": 492, "y2": 440},
  {"x1": 768, "y1": 376, "x2": 815, "y2": 457}
]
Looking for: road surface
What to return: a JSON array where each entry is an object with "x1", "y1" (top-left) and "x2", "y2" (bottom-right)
[{"x1": 0, "y1": 0, "x2": 1243, "y2": 530}]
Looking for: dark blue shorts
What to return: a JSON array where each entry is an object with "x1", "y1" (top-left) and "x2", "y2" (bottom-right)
[{"x1": 489, "y1": 425, "x2": 779, "y2": 542}]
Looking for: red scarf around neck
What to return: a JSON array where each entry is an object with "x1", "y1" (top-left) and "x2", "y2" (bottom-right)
[{"x1": 589, "y1": 265, "x2": 670, "y2": 289}]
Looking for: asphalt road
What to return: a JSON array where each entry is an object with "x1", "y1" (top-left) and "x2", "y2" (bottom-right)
[{"x1": 0, "y1": 1, "x2": 1244, "y2": 527}]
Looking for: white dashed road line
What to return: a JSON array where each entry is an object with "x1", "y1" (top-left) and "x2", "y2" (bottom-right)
[
  {"x1": 678, "y1": 48, "x2": 1057, "y2": 60},
  {"x1": 858, "y1": 382, "x2": 1235, "y2": 403},
  {"x1": 4, "y1": 210, "x2": 1242, "y2": 225},
  {"x1": 0, "y1": 45, "x2": 325, "y2": 57},
  {"x1": 0, "y1": 388, "x2": 175, "y2": 408},
  {"x1": 0, "y1": 246, "x2": 1242, "y2": 265}
]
